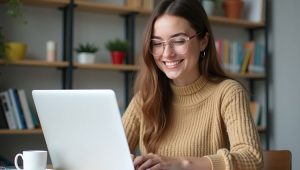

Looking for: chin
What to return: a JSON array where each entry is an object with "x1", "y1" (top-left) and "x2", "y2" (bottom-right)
[{"x1": 164, "y1": 72, "x2": 181, "y2": 80}]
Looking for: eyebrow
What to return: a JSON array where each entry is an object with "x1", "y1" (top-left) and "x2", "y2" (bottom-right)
[{"x1": 151, "y1": 32, "x2": 189, "y2": 39}]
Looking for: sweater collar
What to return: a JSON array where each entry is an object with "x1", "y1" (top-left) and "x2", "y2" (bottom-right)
[{"x1": 170, "y1": 76, "x2": 208, "y2": 96}]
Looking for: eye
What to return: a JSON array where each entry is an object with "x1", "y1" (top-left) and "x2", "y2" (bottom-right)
[
  {"x1": 151, "y1": 40, "x2": 163, "y2": 47},
  {"x1": 171, "y1": 37, "x2": 186, "y2": 45}
]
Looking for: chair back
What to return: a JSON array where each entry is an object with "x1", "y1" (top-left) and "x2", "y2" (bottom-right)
[{"x1": 263, "y1": 150, "x2": 292, "y2": 170}]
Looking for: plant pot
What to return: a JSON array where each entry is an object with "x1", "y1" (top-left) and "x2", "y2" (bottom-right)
[
  {"x1": 111, "y1": 51, "x2": 125, "y2": 64},
  {"x1": 5, "y1": 42, "x2": 27, "y2": 61},
  {"x1": 222, "y1": 0, "x2": 244, "y2": 19},
  {"x1": 77, "y1": 52, "x2": 96, "y2": 64},
  {"x1": 202, "y1": 0, "x2": 215, "y2": 16}
]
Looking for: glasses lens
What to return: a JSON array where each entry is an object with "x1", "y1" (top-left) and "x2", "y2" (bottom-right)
[
  {"x1": 170, "y1": 36, "x2": 188, "y2": 54},
  {"x1": 149, "y1": 36, "x2": 189, "y2": 56},
  {"x1": 150, "y1": 40, "x2": 163, "y2": 56}
]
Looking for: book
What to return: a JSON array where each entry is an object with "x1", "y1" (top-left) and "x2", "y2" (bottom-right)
[
  {"x1": 8, "y1": 89, "x2": 26, "y2": 129},
  {"x1": 18, "y1": 89, "x2": 34, "y2": 129},
  {"x1": 13, "y1": 89, "x2": 28, "y2": 129},
  {"x1": 0, "y1": 91, "x2": 17, "y2": 129},
  {"x1": 249, "y1": 43, "x2": 265, "y2": 73},
  {"x1": 250, "y1": 101, "x2": 261, "y2": 125},
  {"x1": 222, "y1": 40, "x2": 230, "y2": 71},
  {"x1": 240, "y1": 42, "x2": 255, "y2": 73},
  {"x1": 0, "y1": 98, "x2": 9, "y2": 129}
]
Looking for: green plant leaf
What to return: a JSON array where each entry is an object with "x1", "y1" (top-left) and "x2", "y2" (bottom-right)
[
  {"x1": 75, "y1": 42, "x2": 99, "y2": 53},
  {"x1": 105, "y1": 39, "x2": 129, "y2": 52}
]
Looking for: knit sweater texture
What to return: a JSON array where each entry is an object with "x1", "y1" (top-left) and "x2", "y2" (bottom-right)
[{"x1": 122, "y1": 76, "x2": 263, "y2": 170}]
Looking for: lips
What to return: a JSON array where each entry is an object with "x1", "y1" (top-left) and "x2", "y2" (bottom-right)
[{"x1": 163, "y1": 59, "x2": 184, "y2": 68}]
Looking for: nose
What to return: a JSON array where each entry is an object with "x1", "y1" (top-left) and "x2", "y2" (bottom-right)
[{"x1": 162, "y1": 44, "x2": 175, "y2": 58}]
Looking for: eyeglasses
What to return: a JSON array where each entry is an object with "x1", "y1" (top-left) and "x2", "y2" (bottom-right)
[{"x1": 149, "y1": 33, "x2": 200, "y2": 57}]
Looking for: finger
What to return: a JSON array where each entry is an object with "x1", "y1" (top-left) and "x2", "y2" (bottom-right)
[
  {"x1": 134, "y1": 154, "x2": 160, "y2": 169},
  {"x1": 134, "y1": 155, "x2": 147, "y2": 168},
  {"x1": 137, "y1": 159, "x2": 160, "y2": 170},
  {"x1": 131, "y1": 154, "x2": 135, "y2": 161},
  {"x1": 148, "y1": 163, "x2": 163, "y2": 170}
]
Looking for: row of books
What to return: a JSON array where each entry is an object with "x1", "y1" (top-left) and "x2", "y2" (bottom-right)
[
  {"x1": 215, "y1": 40, "x2": 265, "y2": 74},
  {"x1": 0, "y1": 89, "x2": 39, "y2": 130}
]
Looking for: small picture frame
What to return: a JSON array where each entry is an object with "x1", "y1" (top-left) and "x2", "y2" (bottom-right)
[{"x1": 243, "y1": 0, "x2": 265, "y2": 23}]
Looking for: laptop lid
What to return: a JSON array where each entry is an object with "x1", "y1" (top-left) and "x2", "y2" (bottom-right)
[{"x1": 32, "y1": 90, "x2": 134, "y2": 170}]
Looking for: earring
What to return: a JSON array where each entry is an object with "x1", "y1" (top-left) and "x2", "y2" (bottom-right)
[{"x1": 201, "y1": 51, "x2": 206, "y2": 58}]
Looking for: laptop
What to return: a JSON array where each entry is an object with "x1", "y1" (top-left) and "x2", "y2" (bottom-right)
[{"x1": 32, "y1": 90, "x2": 134, "y2": 170}]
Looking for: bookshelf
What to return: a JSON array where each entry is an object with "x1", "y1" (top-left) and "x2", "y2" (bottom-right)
[{"x1": 0, "y1": 0, "x2": 269, "y2": 149}]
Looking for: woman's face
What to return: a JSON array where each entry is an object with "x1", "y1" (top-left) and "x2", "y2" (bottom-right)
[{"x1": 152, "y1": 14, "x2": 207, "y2": 86}]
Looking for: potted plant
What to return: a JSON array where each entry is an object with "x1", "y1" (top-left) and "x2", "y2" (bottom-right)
[
  {"x1": 222, "y1": 0, "x2": 244, "y2": 19},
  {"x1": 201, "y1": 0, "x2": 221, "y2": 16},
  {"x1": 0, "y1": 0, "x2": 27, "y2": 62},
  {"x1": 75, "y1": 43, "x2": 99, "y2": 64},
  {"x1": 105, "y1": 39, "x2": 129, "y2": 65}
]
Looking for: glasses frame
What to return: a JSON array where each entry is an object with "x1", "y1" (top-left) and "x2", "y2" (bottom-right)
[{"x1": 149, "y1": 32, "x2": 200, "y2": 57}]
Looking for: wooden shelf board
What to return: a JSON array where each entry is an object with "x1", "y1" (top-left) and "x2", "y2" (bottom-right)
[
  {"x1": 75, "y1": 0, "x2": 137, "y2": 14},
  {"x1": 0, "y1": 129, "x2": 42, "y2": 135},
  {"x1": 209, "y1": 16, "x2": 265, "y2": 28},
  {"x1": 0, "y1": 59, "x2": 68, "y2": 68},
  {"x1": 74, "y1": 63, "x2": 139, "y2": 71},
  {"x1": 20, "y1": 0, "x2": 69, "y2": 8},
  {"x1": 227, "y1": 72, "x2": 266, "y2": 79}
]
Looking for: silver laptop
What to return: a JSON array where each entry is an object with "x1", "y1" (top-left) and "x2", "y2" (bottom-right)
[{"x1": 32, "y1": 90, "x2": 134, "y2": 170}]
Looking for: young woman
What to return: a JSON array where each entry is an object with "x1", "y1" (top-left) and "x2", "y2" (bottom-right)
[{"x1": 122, "y1": 0, "x2": 263, "y2": 169}]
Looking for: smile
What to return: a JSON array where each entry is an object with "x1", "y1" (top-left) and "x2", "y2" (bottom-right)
[{"x1": 163, "y1": 59, "x2": 184, "y2": 68}]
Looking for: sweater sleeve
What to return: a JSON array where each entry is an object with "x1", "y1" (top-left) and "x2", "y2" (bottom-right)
[
  {"x1": 122, "y1": 95, "x2": 141, "y2": 153},
  {"x1": 205, "y1": 81, "x2": 263, "y2": 170}
]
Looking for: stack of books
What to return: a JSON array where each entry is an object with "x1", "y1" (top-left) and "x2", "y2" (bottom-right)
[{"x1": 0, "y1": 89, "x2": 39, "y2": 130}]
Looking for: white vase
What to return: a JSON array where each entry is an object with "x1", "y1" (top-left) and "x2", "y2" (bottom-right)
[
  {"x1": 77, "y1": 52, "x2": 96, "y2": 64},
  {"x1": 202, "y1": 0, "x2": 215, "y2": 16}
]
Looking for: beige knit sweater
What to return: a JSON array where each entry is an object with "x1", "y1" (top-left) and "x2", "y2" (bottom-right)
[{"x1": 122, "y1": 76, "x2": 263, "y2": 170}]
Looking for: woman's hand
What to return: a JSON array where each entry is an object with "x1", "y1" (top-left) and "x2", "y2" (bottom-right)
[
  {"x1": 132, "y1": 153, "x2": 212, "y2": 170},
  {"x1": 133, "y1": 153, "x2": 185, "y2": 170}
]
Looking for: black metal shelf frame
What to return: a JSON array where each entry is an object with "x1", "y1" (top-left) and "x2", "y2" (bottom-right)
[
  {"x1": 60, "y1": 0, "x2": 136, "y2": 106},
  {"x1": 247, "y1": 0, "x2": 270, "y2": 150}
]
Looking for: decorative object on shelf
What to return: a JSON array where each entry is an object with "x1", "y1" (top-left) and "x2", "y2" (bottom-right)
[
  {"x1": 5, "y1": 42, "x2": 27, "y2": 61},
  {"x1": 0, "y1": 0, "x2": 26, "y2": 61},
  {"x1": 105, "y1": 39, "x2": 129, "y2": 65},
  {"x1": 201, "y1": 0, "x2": 221, "y2": 16},
  {"x1": 46, "y1": 41, "x2": 57, "y2": 62},
  {"x1": 6, "y1": 0, "x2": 26, "y2": 21},
  {"x1": 243, "y1": 0, "x2": 265, "y2": 23},
  {"x1": 222, "y1": 0, "x2": 244, "y2": 19},
  {"x1": 75, "y1": 43, "x2": 99, "y2": 64}
]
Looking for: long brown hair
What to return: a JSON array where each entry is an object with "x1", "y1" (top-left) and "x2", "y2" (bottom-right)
[{"x1": 134, "y1": 0, "x2": 229, "y2": 153}]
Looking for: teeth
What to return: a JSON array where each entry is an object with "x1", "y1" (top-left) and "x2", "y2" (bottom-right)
[{"x1": 165, "y1": 60, "x2": 181, "y2": 67}]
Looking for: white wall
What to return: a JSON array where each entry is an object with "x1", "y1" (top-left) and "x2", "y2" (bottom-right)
[{"x1": 271, "y1": 0, "x2": 300, "y2": 169}]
